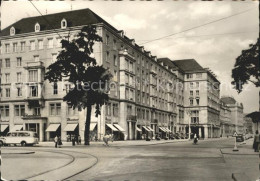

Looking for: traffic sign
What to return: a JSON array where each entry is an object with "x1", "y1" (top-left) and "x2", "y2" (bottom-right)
[{"x1": 233, "y1": 132, "x2": 238, "y2": 137}]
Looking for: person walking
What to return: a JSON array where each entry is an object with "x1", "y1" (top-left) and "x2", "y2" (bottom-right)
[
  {"x1": 103, "y1": 134, "x2": 113, "y2": 146},
  {"x1": 253, "y1": 130, "x2": 260, "y2": 152},
  {"x1": 72, "y1": 135, "x2": 76, "y2": 146},
  {"x1": 58, "y1": 136, "x2": 62, "y2": 148},
  {"x1": 78, "y1": 135, "x2": 81, "y2": 145},
  {"x1": 193, "y1": 133, "x2": 198, "y2": 144},
  {"x1": 54, "y1": 135, "x2": 58, "y2": 148}
]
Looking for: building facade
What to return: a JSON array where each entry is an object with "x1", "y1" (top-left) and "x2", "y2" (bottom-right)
[
  {"x1": 219, "y1": 100, "x2": 233, "y2": 137},
  {"x1": 0, "y1": 9, "x2": 178, "y2": 141},
  {"x1": 220, "y1": 96, "x2": 244, "y2": 134}
]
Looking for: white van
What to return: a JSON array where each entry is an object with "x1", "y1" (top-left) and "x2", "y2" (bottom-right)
[{"x1": 0, "y1": 131, "x2": 39, "y2": 146}]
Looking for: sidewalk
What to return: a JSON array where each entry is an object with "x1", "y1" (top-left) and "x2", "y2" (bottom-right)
[{"x1": 38, "y1": 138, "x2": 190, "y2": 147}]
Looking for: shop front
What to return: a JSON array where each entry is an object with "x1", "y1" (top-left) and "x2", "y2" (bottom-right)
[
  {"x1": 64, "y1": 123, "x2": 79, "y2": 142},
  {"x1": 0, "y1": 124, "x2": 9, "y2": 136},
  {"x1": 46, "y1": 124, "x2": 61, "y2": 141},
  {"x1": 113, "y1": 123, "x2": 126, "y2": 141}
]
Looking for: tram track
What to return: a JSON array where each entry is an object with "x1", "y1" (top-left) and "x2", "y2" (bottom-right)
[{"x1": 2, "y1": 147, "x2": 99, "y2": 180}]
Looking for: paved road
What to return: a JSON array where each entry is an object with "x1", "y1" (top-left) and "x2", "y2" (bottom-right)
[{"x1": 1, "y1": 138, "x2": 259, "y2": 181}]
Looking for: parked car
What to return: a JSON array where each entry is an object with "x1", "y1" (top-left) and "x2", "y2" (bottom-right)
[
  {"x1": 236, "y1": 134, "x2": 244, "y2": 142},
  {"x1": 0, "y1": 131, "x2": 39, "y2": 146},
  {"x1": 245, "y1": 133, "x2": 253, "y2": 140}
]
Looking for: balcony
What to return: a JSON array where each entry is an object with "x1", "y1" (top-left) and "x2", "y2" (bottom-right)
[
  {"x1": 22, "y1": 114, "x2": 47, "y2": 120},
  {"x1": 24, "y1": 61, "x2": 44, "y2": 69}
]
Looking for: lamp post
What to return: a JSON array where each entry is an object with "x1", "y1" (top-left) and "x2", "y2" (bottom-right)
[{"x1": 186, "y1": 109, "x2": 191, "y2": 140}]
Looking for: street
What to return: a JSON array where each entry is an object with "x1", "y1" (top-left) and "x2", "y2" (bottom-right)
[{"x1": 1, "y1": 138, "x2": 259, "y2": 181}]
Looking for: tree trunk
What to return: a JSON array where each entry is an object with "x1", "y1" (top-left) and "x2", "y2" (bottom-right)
[{"x1": 84, "y1": 105, "x2": 92, "y2": 145}]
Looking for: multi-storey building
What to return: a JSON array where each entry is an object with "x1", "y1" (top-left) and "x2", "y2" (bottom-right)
[
  {"x1": 219, "y1": 100, "x2": 233, "y2": 137},
  {"x1": 220, "y1": 96, "x2": 244, "y2": 134},
  {"x1": 166, "y1": 59, "x2": 221, "y2": 138},
  {"x1": 0, "y1": 8, "x2": 178, "y2": 141}
]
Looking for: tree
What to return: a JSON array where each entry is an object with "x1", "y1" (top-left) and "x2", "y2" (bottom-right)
[
  {"x1": 231, "y1": 38, "x2": 260, "y2": 93},
  {"x1": 45, "y1": 25, "x2": 112, "y2": 145}
]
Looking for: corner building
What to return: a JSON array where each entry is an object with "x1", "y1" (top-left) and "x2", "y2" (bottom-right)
[{"x1": 0, "y1": 9, "x2": 178, "y2": 141}]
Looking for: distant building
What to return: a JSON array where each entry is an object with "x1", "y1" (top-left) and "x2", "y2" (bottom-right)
[
  {"x1": 219, "y1": 100, "x2": 233, "y2": 137},
  {"x1": 220, "y1": 97, "x2": 244, "y2": 134},
  {"x1": 243, "y1": 114, "x2": 253, "y2": 134},
  {"x1": 159, "y1": 58, "x2": 221, "y2": 138}
]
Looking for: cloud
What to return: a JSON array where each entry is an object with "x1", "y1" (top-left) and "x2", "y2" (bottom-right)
[{"x1": 103, "y1": 14, "x2": 147, "y2": 30}]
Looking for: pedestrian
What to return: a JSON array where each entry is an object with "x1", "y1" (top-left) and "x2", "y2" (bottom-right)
[
  {"x1": 54, "y1": 135, "x2": 58, "y2": 148},
  {"x1": 75, "y1": 134, "x2": 79, "y2": 145},
  {"x1": 72, "y1": 135, "x2": 75, "y2": 146},
  {"x1": 103, "y1": 134, "x2": 113, "y2": 146},
  {"x1": 253, "y1": 130, "x2": 260, "y2": 152},
  {"x1": 78, "y1": 135, "x2": 81, "y2": 145},
  {"x1": 58, "y1": 136, "x2": 62, "y2": 148},
  {"x1": 193, "y1": 133, "x2": 198, "y2": 144}
]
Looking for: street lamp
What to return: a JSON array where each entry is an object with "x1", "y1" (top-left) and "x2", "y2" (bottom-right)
[{"x1": 186, "y1": 109, "x2": 191, "y2": 140}]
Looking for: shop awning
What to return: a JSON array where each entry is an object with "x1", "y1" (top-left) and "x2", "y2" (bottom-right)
[
  {"x1": 165, "y1": 128, "x2": 172, "y2": 132},
  {"x1": 106, "y1": 124, "x2": 118, "y2": 132},
  {"x1": 147, "y1": 126, "x2": 154, "y2": 131},
  {"x1": 1, "y1": 125, "x2": 9, "y2": 132},
  {"x1": 90, "y1": 123, "x2": 97, "y2": 131},
  {"x1": 136, "y1": 127, "x2": 142, "y2": 132},
  {"x1": 159, "y1": 127, "x2": 166, "y2": 132},
  {"x1": 64, "y1": 124, "x2": 78, "y2": 131},
  {"x1": 46, "y1": 124, "x2": 60, "y2": 132},
  {"x1": 113, "y1": 124, "x2": 125, "y2": 132},
  {"x1": 142, "y1": 126, "x2": 151, "y2": 132},
  {"x1": 11, "y1": 125, "x2": 23, "y2": 132}
]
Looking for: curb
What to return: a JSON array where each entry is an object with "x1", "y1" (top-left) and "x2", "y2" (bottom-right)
[
  {"x1": 2, "y1": 151, "x2": 35, "y2": 155},
  {"x1": 220, "y1": 148, "x2": 259, "y2": 155}
]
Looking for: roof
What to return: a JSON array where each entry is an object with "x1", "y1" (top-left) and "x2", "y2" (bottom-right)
[
  {"x1": 0, "y1": 8, "x2": 118, "y2": 36},
  {"x1": 172, "y1": 59, "x2": 206, "y2": 73},
  {"x1": 158, "y1": 58, "x2": 177, "y2": 70},
  {"x1": 220, "y1": 97, "x2": 237, "y2": 105}
]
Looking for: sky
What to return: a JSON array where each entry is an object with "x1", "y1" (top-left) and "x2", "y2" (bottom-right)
[{"x1": 1, "y1": 1, "x2": 259, "y2": 113}]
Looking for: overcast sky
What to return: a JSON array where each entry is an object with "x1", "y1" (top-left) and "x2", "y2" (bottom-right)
[{"x1": 1, "y1": 1, "x2": 259, "y2": 113}]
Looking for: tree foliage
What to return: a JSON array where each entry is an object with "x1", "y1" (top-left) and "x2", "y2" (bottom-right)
[
  {"x1": 45, "y1": 25, "x2": 112, "y2": 145},
  {"x1": 231, "y1": 38, "x2": 260, "y2": 93}
]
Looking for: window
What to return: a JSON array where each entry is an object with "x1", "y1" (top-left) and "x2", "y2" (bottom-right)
[
  {"x1": 17, "y1": 72, "x2": 22, "y2": 82},
  {"x1": 196, "y1": 98, "x2": 200, "y2": 105},
  {"x1": 196, "y1": 82, "x2": 199, "y2": 88},
  {"x1": 113, "y1": 55, "x2": 117, "y2": 66},
  {"x1": 13, "y1": 43, "x2": 18, "y2": 52},
  {"x1": 191, "y1": 110, "x2": 199, "y2": 124},
  {"x1": 106, "y1": 103, "x2": 111, "y2": 116},
  {"x1": 5, "y1": 44, "x2": 10, "y2": 53},
  {"x1": 105, "y1": 35, "x2": 109, "y2": 45},
  {"x1": 190, "y1": 82, "x2": 194, "y2": 89},
  {"x1": 61, "y1": 19, "x2": 67, "y2": 29},
  {"x1": 106, "y1": 51, "x2": 109, "y2": 62},
  {"x1": 17, "y1": 57, "x2": 22, "y2": 67},
  {"x1": 5, "y1": 73, "x2": 10, "y2": 83},
  {"x1": 52, "y1": 54, "x2": 57, "y2": 63},
  {"x1": 125, "y1": 88, "x2": 129, "y2": 99},
  {"x1": 129, "y1": 76, "x2": 133, "y2": 86},
  {"x1": 190, "y1": 99, "x2": 193, "y2": 106},
  {"x1": 112, "y1": 103, "x2": 118, "y2": 117},
  {"x1": 129, "y1": 61, "x2": 133, "y2": 72},
  {"x1": 130, "y1": 89, "x2": 134, "y2": 100},
  {"x1": 196, "y1": 90, "x2": 199, "y2": 96},
  {"x1": 21, "y1": 42, "x2": 25, "y2": 51},
  {"x1": 38, "y1": 40, "x2": 43, "y2": 49},
  {"x1": 113, "y1": 39, "x2": 116, "y2": 49},
  {"x1": 65, "y1": 84, "x2": 72, "y2": 93},
  {"x1": 125, "y1": 74, "x2": 129, "y2": 84},
  {"x1": 50, "y1": 103, "x2": 61, "y2": 116},
  {"x1": 5, "y1": 59, "x2": 10, "y2": 68},
  {"x1": 14, "y1": 105, "x2": 25, "y2": 116},
  {"x1": 33, "y1": 107, "x2": 41, "y2": 115},
  {"x1": 34, "y1": 55, "x2": 39, "y2": 62},
  {"x1": 30, "y1": 85, "x2": 38, "y2": 97},
  {"x1": 35, "y1": 23, "x2": 40, "y2": 32},
  {"x1": 0, "y1": 59, "x2": 2, "y2": 69},
  {"x1": 6, "y1": 88, "x2": 10, "y2": 97},
  {"x1": 113, "y1": 70, "x2": 117, "y2": 82},
  {"x1": 187, "y1": 74, "x2": 193, "y2": 79},
  {"x1": 30, "y1": 41, "x2": 35, "y2": 50},
  {"x1": 0, "y1": 105, "x2": 9, "y2": 117},
  {"x1": 29, "y1": 70, "x2": 38, "y2": 82},
  {"x1": 47, "y1": 38, "x2": 53, "y2": 48},
  {"x1": 67, "y1": 106, "x2": 78, "y2": 116},
  {"x1": 127, "y1": 105, "x2": 132, "y2": 115},
  {"x1": 53, "y1": 82, "x2": 58, "y2": 95},
  {"x1": 10, "y1": 27, "x2": 15, "y2": 36},
  {"x1": 190, "y1": 91, "x2": 193, "y2": 96},
  {"x1": 17, "y1": 87, "x2": 22, "y2": 97}
]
